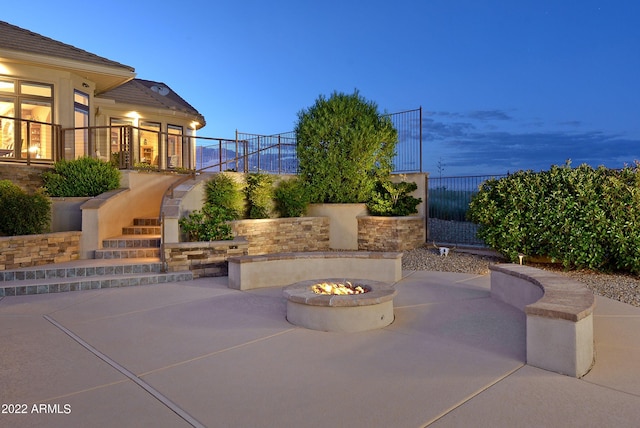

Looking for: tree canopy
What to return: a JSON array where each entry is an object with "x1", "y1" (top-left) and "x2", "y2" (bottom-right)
[{"x1": 295, "y1": 90, "x2": 398, "y2": 203}]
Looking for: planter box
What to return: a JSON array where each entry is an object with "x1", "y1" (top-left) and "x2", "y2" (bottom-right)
[{"x1": 358, "y1": 215, "x2": 425, "y2": 251}]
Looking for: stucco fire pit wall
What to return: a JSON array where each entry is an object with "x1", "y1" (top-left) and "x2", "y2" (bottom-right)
[{"x1": 283, "y1": 279, "x2": 397, "y2": 332}]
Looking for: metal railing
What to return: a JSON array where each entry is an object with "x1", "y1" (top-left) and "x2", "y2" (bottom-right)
[
  {"x1": 386, "y1": 108, "x2": 423, "y2": 173},
  {"x1": 0, "y1": 115, "x2": 62, "y2": 165},
  {"x1": 235, "y1": 131, "x2": 298, "y2": 174},
  {"x1": 427, "y1": 174, "x2": 507, "y2": 246},
  {"x1": 195, "y1": 107, "x2": 423, "y2": 174}
]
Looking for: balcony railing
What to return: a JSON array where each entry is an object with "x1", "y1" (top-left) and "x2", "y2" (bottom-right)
[
  {"x1": 3, "y1": 107, "x2": 423, "y2": 175},
  {"x1": 0, "y1": 115, "x2": 62, "y2": 165}
]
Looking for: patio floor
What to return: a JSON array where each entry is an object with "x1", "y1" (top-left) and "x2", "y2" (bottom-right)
[{"x1": 1, "y1": 269, "x2": 640, "y2": 427}]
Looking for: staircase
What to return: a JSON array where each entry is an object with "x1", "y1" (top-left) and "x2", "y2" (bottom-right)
[
  {"x1": 95, "y1": 217, "x2": 162, "y2": 259},
  {"x1": 0, "y1": 217, "x2": 194, "y2": 297}
]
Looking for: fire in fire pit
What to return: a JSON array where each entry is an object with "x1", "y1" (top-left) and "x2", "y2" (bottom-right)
[{"x1": 311, "y1": 281, "x2": 368, "y2": 295}]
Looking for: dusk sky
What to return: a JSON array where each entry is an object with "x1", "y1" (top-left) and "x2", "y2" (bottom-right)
[{"x1": 5, "y1": 0, "x2": 640, "y2": 175}]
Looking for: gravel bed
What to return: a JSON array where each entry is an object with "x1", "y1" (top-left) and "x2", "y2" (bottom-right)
[{"x1": 402, "y1": 245, "x2": 640, "y2": 307}]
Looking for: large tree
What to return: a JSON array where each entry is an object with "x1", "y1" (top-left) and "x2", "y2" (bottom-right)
[{"x1": 295, "y1": 90, "x2": 398, "y2": 203}]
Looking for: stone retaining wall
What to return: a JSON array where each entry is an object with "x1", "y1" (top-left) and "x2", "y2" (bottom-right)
[
  {"x1": 358, "y1": 215, "x2": 425, "y2": 251},
  {"x1": 163, "y1": 239, "x2": 249, "y2": 278},
  {"x1": 0, "y1": 164, "x2": 50, "y2": 192},
  {"x1": 0, "y1": 231, "x2": 81, "y2": 270},
  {"x1": 232, "y1": 217, "x2": 330, "y2": 255}
]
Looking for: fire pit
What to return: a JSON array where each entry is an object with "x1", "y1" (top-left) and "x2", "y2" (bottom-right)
[{"x1": 283, "y1": 278, "x2": 397, "y2": 332}]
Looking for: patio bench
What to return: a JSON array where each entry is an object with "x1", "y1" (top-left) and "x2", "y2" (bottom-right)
[
  {"x1": 227, "y1": 251, "x2": 402, "y2": 291},
  {"x1": 489, "y1": 264, "x2": 595, "y2": 378}
]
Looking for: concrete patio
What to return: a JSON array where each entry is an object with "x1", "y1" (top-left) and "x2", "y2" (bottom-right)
[{"x1": 1, "y1": 269, "x2": 640, "y2": 427}]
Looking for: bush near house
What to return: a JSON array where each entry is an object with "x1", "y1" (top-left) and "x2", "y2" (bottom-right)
[
  {"x1": 203, "y1": 173, "x2": 244, "y2": 220},
  {"x1": 178, "y1": 204, "x2": 234, "y2": 241},
  {"x1": 0, "y1": 180, "x2": 51, "y2": 236},
  {"x1": 273, "y1": 177, "x2": 310, "y2": 217},
  {"x1": 181, "y1": 173, "x2": 242, "y2": 242},
  {"x1": 244, "y1": 172, "x2": 274, "y2": 219},
  {"x1": 42, "y1": 157, "x2": 120, "y2": 197},
  {"x1": 467, "y1": 161, "x2": 640, "y2": 274}
]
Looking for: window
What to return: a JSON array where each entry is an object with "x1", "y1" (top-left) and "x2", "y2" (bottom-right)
[
  {"x1": 0, "y1": 77, "x2": 53, "y2": 160},
  {"x1": 0, "y1": 97, "x2": 15, "y2": 158},
  {"x1": 21, "y1": 99, "x2": 52, "y2": 159},
  {"x1": 21, "y1": 82, "x2": 52, "y2": 98},
  {"x1": 139, "y1": 121, "x2": 160, "y2": 166},
  {"x1": 167, "y1": 125, "x2": 183, "y2": 168},
  {"x1": 73, "y1": 90, "x2": 90, "y2": 159}
]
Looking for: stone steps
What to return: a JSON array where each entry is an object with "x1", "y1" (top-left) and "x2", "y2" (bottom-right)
[
  {"x1": 0, "y1": 259, "x2": 193, "y2": 297},
  {"x1": 95, "y1": 217, "x2": 162, "y2": 259}
]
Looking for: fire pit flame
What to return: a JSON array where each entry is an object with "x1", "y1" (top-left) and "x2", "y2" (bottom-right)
[{"x1": 311, "y1": 281, "x2": 367, "y2": 295}]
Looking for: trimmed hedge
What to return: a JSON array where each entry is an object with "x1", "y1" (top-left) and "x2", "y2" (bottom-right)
[
  {"x1": 42, "y1": 157, "x2": 120, "y2": 197},
  {"x1": 468, "y1": 162, "x2": 640, "y2": 274},
  {"x1": 0, "y1": 180, "x2": 51, "y2": 236}
]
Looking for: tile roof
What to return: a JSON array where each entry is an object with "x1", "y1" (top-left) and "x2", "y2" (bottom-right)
[
  {"x1": 100, "y1": 79, "x2": 205, "y2": 126},
  {"x1": 0, "y1": 20, "x2": 134, "y2": 72}
]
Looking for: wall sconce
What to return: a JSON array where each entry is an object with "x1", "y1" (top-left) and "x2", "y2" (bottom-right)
[{"x1": 82, "y1": 82, "x2": 90, "y2": 88}]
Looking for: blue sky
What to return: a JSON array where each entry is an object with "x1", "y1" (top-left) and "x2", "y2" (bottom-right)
[{"x1": 4, "y1": 0, "x2": 640, "y2": 175}]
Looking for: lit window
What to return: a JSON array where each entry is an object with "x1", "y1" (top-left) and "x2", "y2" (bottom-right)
[
  {"x1": 21, "y1": 82, "x2": 52, "y2": 97},
  {"x1": 0, "y1": 80, "x2": 15, "y2": 93}
]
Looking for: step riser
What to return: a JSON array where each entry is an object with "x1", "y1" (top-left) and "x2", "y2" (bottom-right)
[
  {"x1": 122, "y1": 227, "x2": 162, "y2": 235},
  {"x1": 102, "y1": 239, "x2": 161, "y2": 248},
  {"x1": 0, "y1": 272, "x2": 193, "y2": 297},
  {"x1": 133, "y1": 218, "x2": 161, "y2": 226},
  {"x1": 95, "y1": 249, "x2": 161, "y2": 259},
  {"x1": 0, "y1": 263, "x2": 164, "y2": 282}
]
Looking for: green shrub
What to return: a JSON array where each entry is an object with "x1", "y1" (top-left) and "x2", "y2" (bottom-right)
[
  {"x1": 133, "y1": 162, "x2": 159, "y2": 172},
  {"x1": 204, "y1": 173, "x2": 243, "y2": 219},
  {"x1": 367, "y1": 180, "x2": 421, "y2": 216},
  {"x1": 295, "y1": 90, "x2": 398, "y2": 203},
  {"x1": 274, "y1": 177, "x2": 310, "y2": 217},
  {"x1": 42, "y1": 157, "x2": 120, "y2": 197},
  {"x1": 467, "y1": 161, "x2": 640, "y2": 274},
  {"x1": 178, "y1": 204, "x2": 234, "y2": 241},
  {"x1": 244, "y1": 172, "x2": 274, "y2": 219},
  {"x1": 0, "y1": 180, "x2": 51, "y2": 236}
]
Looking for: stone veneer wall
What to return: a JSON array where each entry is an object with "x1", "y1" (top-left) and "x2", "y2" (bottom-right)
[
  {"x1": 357, "y1": 216, "x2": 425, "y2": 251},
  {"x1": 231, "y1": 217, "x2": 330, "y2": 255},
  {"x1": 163, "y1": 239, "x2": 249, "y2": 278},
  {"x1": 0, "y1": 164, "x2": 50, "y2": 192},
  {"x1": 0, "y1": 231, "x2": 81, "y2": 270}
]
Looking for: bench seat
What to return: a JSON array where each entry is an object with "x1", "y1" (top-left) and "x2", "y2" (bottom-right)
[{"x1": 490, "y1": 264, "x2": 596, "y2": 378}]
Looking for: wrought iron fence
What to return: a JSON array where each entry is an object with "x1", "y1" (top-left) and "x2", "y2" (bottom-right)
[
  {"x1": 386, "y1": 108, "x2": 422, "y2": 173},
  {"x1": 194, "y1": 136, "x2": 248, "y2": 172},
  {"x1": 427, "y1": 174, "x2": 507, "y2": 246},
  {"x1": 195, "y1": 107, "x2": 423, "y2": 174}
]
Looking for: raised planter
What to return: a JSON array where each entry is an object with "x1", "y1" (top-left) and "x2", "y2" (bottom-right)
[{"x1": 357, "y1": 215, "x2": 425, "y2": 251}]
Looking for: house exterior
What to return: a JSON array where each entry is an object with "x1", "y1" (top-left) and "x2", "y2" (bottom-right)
[{"x1": 0, "y1": 20, "x2": 205, "y2": 170}]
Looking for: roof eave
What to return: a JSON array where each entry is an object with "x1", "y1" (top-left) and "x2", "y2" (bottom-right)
[{"x1": 0, "y1": 48, "x2": 136, "y2": 92}]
